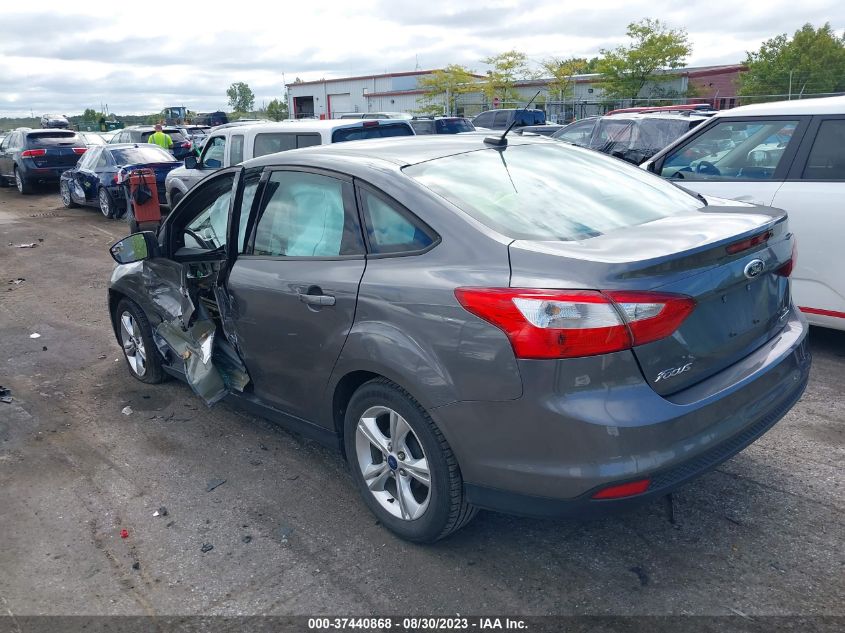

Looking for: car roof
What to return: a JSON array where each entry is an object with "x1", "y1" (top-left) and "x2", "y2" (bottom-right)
[
  {"x1": 600, "y1": 112, "x2": 709, "y2": 122},
  {"x1": 220, "y1": 120, "x2": 414, "y2": 135},
  {"x1": 245, "y1": 131, "x2": 551, "y2": 169},
  {"x1": 717, "y1": 95, "x2": 845, "y2": 117}
]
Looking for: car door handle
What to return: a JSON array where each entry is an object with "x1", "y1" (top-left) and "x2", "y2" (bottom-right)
[{"x1": 298, "y1": 293, "x2": 336, "y2": 306}]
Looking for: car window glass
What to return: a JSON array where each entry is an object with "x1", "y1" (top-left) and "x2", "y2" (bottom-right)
[
  {"x1": 330, "y1": 123, "x2": 413, "y2": 143},
  {"x1": 202, "y1": 136, "x2": 226, "y2": 168},
  {"x1": 237, "y1": 172, "x2": 262, "y2": 254},
  {"x1": 493, "y1": 111, "x2": 510, "y2": 127},
  {"x1": 361, "y1": 189, "x2": 434, "y2": 254},
  {"x1": 230, "y1": 134, "x2": 244, "y2": 165},
  {"x1": 252, "y1": 171, "x2": 363, "y2": 257},
  {"x1": 660, "y1": 119, "x2": 799, "y2": 181},
  {"x1": 406, "y1": 143, "x2": 702, "y2": 242},
  {"x1": 296, "y1": 134, "x2": 321, "y2": 148},
  {"x1": 802, "y1": 119, "x2": 845, "y2": 180},
  {"x1": 474, "y1": 113, "x2": 493, "y2": 127},
  {"x1": 253, "y1": 132, "x2": 296, "y2": 157},
  {"x1": 95, "y1": 150, "x2": 109, "y2": 169},
  {"x1": 554, "y1": 120, "x2": 594, "y2": 145},
  {"x1": 183, "y1": 173, "x2": 236, "y2": 250},
  {"x1": 77, "y1": 148, "x2": 96, "y2": 170}
]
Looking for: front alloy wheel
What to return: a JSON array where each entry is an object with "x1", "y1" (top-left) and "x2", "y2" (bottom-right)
[
  {"x1": 120, "y1": 310, "x2": 147, "y2": 377},
  {"x1": 99, "y1": 187, "x2": 116, "y2": 218}
]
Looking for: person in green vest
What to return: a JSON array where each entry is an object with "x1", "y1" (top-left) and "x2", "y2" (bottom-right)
[{"x1": 147, "y1": 124, "x2": 173, "y2": 151}]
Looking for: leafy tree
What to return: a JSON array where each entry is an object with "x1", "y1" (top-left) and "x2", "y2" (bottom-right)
[
  {"x1": 739, "y1": 23, "x2": 845, "y2": 99},
  {"x1": 416, "y1": 64, "x2": 478, "y2": 115},
  {"x1": 82, "y1": 108, "x2": 99, "y2": 120},
  {"x1": 266, "y1": 98, "x2": 289, "y2": 121},
  {"x1": 542, "y1": 57, "x2": 587, "y2": 101},
  {"x1": 481, "y1": 50, "x2": 533, "y2": 105},
  {"x1": 226, "y1": 82, "x2": 256, "y2": 112},
  {"x1": 596, "y1": 19, "x2": 692, "y2": 100}
]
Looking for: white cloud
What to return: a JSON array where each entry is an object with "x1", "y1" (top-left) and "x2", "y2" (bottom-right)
[{"x1": 1, "y1": 0, "x2": 843, "y2": 116}]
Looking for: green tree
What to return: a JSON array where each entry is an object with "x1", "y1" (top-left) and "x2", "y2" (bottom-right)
[
  {"x1": 596, "y1": 19, "x2": 692, "y2": 101},
  {"x1": 481, "y1": 50, "x2": 533, "y2": 105},
  {"x1": 415, "y1": 64, "x2": 478, "y2": 115},
  {"x1": 82, "y1": 108, "x2": 98, "y2": 120},
  {"x1": 542, "y1": 57, "x2": 587, "y2": 101},
  {"x1": 739, "y1": 23, "x2": 845, "y2": 100},
  {"x1": 266, "y1": 98, "x2": 289, "y2": 121},
  {"x1": 226, "y1": 82, "x2": 256, "y2": 112}
]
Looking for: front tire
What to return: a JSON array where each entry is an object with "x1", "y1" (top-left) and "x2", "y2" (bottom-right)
[
  {"x1": 114, "y1": 298, "x2": 165, "y2": 384},
  {"x1": 15, "y1": 167, "x2": 33, "y2": 194},
  {"x1": 60, "y1": 180, "x2": 78, "y2": 208},
  {"x1": 344, "y1": 378, "x2": 476, "y2": 543},
  {"x1": 98, "y1": 187, "x2": 117, "y2": 218}
]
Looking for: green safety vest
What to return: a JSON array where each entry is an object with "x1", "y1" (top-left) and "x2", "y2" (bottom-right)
[{"x1": 148, "y1": 131, "x2": 173, "y2": 149}]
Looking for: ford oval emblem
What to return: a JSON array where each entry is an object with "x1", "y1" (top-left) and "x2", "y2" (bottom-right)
[{"x1": 744, "y1": 259, "x2": 765, "y2": 279}]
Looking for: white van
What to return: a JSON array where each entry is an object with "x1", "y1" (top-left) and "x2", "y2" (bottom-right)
[
  {"x1": 642, "y1": 96, "x2": 845, "y2": 331},
  {"x1": 165, "y1": 119, "x2": 415, "y2": 206}
]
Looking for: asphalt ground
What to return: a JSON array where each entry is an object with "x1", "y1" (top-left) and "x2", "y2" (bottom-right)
[{"x1": 0, "y1": 185, "x2": 843, "y2": 621}]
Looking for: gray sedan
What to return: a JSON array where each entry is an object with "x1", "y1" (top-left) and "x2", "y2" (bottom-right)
[{"x1": 106, "y1": 134, "x2": 810, "y2": 542}]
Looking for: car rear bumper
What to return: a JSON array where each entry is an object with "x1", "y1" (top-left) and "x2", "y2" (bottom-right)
[
  {"x1": 432, "y1": 308, "x2": 811, "y2": 517},
  {"x1": 19, "y1": 163, "x2": 71, "y2": 183}
]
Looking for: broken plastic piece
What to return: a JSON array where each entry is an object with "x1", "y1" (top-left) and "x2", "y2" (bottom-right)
[
  {"x1": 29, "y1": 333, "x2": 41, "y2": 339},
  {"x1": 200, "y1": 543, "x2": 214, "y2": 553},
  {"x1": 121, "y1": 406, "x2": 133, "y2": 416},
  {"x1": 8, "y1": 278, "x2": 25, "y2": 285},
  {"x1": 206, "y1": 479, "x2": 226, "y2": 492},
  {"x1": 11, "y1": 243, "x2": 38, "y2": 248},
  {"x1": 120, "y1": 529, "x2": 129, "y2": 539}
]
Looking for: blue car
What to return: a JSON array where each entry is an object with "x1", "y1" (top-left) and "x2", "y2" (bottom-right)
[{"x1": 60, "y1": 144, "x2": 182, "y2": 218}]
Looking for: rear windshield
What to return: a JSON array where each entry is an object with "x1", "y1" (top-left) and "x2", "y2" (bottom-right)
[
  {"x1": 141, "y1": 130, "x2": 186, "y2": 142},
  {"x1": 591, "y1": 118, "x2": 692, "y2": 154},
  {"x1": 26, "y1": 130, "x2": 80, "y2": 146},
  {"x1": 331, "y1": 123, "x2": 413, "y2": 143},
  {"x1": 404, "y1": 143, "x2": 702, "y2": 241},
  {"x1": 109, "y1": 146, "x2": 175, "y2": 164},
  {"x1": 435, "y1": 119, "x2": 475, "y2": 134}
]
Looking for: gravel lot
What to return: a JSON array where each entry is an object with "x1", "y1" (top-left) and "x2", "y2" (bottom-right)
[{"x1": 1, "y1": 185, "x2": 843, "y2": 619}]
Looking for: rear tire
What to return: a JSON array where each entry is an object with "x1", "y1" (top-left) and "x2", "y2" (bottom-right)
[
  {"x1": 98, "y1": 187, "x2": 116, "y2": 218},
  {"x1": 114, "y1": 298, "x2": 165, "y2": 384},
  {"x1": 344, "y1": 378, "x2": 477, "y2": 543},
  {"x1": 60, "y1": 180, "x2": 78, "y2": 208},
  {"x1": 14, "y1": 167, "x2": 33, "y2": 194}
]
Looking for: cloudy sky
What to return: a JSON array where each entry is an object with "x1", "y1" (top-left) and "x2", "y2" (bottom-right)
[{"x1": 1, "y1": 0, "x2": 843, "y2": 117}]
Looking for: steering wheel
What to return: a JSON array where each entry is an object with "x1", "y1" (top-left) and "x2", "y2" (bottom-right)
[
  {"x1": 184, "y1": 228, "x2": 214, "y2": 250},
  {"x1": 695, "y1": 160, "x2": 721, "y2": 176}
]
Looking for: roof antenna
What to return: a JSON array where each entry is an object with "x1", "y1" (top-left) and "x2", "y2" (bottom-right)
[{"x1": 484, "y1": 90, "x2": 542, "y2": 148}]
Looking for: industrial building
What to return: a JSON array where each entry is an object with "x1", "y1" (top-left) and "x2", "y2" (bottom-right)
[{"x1": 285, "y1": 64, "x2": 747, "y2": 121}]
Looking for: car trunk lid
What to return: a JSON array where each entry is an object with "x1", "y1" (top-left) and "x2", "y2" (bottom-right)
[
  {"x1": 508, "y1": 206, "x2": 794, "y2": 395},
  {"x1": 26, "y1": 131, "x2": 84, "y2": 168}
]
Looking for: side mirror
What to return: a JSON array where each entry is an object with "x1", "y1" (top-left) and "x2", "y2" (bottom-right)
[
  {"x1": 109, "y1": 231, "x2": 159, "y2": 264},
  {"x1": 184, "y1": 155, "x2": 198, "y2": 169}
]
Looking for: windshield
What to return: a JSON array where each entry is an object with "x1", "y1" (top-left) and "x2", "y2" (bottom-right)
[
  {"x1": 109, "y1": 146, "x2": 175, "y2": 164},
  {"x1": 591, "y1": 118, "x2": 693, "y2": 155},
  {"x1": 404, "y1": 143, "x2": 702, "y2": 241}
]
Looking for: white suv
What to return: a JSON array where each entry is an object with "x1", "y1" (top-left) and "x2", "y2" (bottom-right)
[
  {"x1": 165, "y1": 119, "x2": 414, "y2": 207},
  {"x1": 642, "y1": 96, "x2": 845, "y2": 330}
]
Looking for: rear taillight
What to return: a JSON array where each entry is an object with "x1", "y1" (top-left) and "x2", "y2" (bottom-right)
[
  {"x1": 180, "y1": 141, "x2": 191, "y2": 148},
  {"x1": 454, "y1": 288, "x2": 696, "y2": 359},
  {"x1": 776, "y1": 241, "x2": 797, "y2": 277},
  {"x1": 72, "y1": 147, "x2": 87, "y2": 155},
  {"x1": 362, "y1": 120, "x2": 380, "y2": 127},
  {"x1": 591, "y1": 478, "x2": 651, "y2": 500},
  {"x1": 21, "y1": 149, "x2": 47, "y2": 158},
  {"x1": 726, "y1": 230, "x2": 772, "y2": 255},
  {"x1": 115, "y1": 168, "x2": 127, "y2": 184}
]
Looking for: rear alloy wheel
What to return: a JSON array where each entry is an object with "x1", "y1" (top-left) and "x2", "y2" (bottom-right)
[
  {"x1": 98, "y1": 187, "x2": 116, "y2": 218},
  {"x1": 15, "y1": 168, "x2": 33, "y2": 194},
  {"x1": 115, "y1": 298, "x2": 164, "y2": 384},
  {"x1": 344, "y1": 379, "x2": 476, "y2": 542},
  {"x1": 60, "y1": 180, "x2": 78, "y2": 208}
]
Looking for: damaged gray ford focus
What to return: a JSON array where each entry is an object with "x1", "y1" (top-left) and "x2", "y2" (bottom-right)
[{"x1": 107, "y1": 134, "x2": 811, "y2": 543}]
